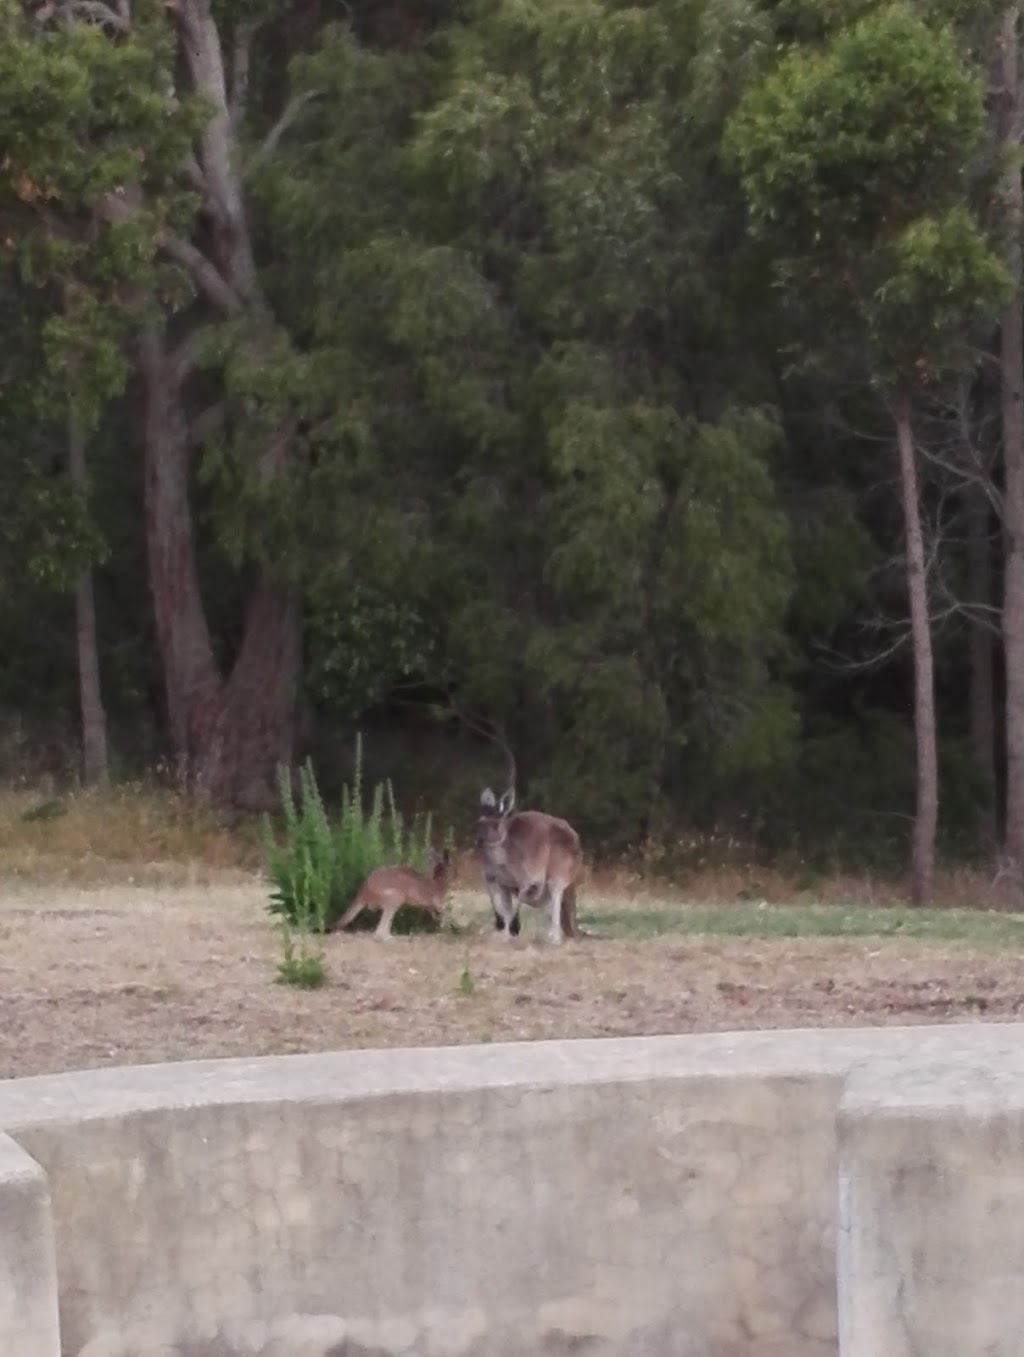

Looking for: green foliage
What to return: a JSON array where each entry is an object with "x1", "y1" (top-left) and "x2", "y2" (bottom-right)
[
  {"x1": 724, "y1": 2, "x2": 1007, "y2": 386},
  {"x1": 727, "y1": 6, "x2": 983, "y2": 243},
  {"x1": 870, "y1": 205, "x2": 1012, "y2": 378},
  {"x1": 11, "y1": 466, "x2": 107, "y2": 592},
  {"x1": 304, "y1": 581, "x2": 438, "y2": 718},
  {"x1": 276, "y1": 942, "x2": 328, "y2": 989},
  {"x1": 258, "y1": 0, "x2": 798, "y2": 843},
  {"x1": 262, "y1": 736, "x2": 438, "y2": 932},
  {"x1": 0, "y1": 0, "x2": 204, "y2": 638},
  {"x1": 766, "y1": 0, "x2": 1004, "y2": 53},
  {"x1": 274, "y1": 846, "x2": 328, "y2": 989},
  {"x1": 456, "y1": 950, "x2": 475, "y2": 997},
  {"x1": 0, "y1": 0, "x2": 1015, "y2": 876},
  {"x1": 0, "y1": 0, "x2": 199, "y2": 387}
]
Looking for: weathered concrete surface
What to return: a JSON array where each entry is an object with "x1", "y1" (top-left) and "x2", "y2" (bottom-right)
[
  {"x1": 1, "y1": 1027, "x2": 1024, "y2": 1357},
  {"x1": 2, "y1": 1069, "x2": 841, "y2": 1356},
  {"x1": 0, "y1": 1131, "x2": 60, "y2": 1357},
  {"x1": 838, "y1": 1052, "x2": 1024, "y2": 1357}
]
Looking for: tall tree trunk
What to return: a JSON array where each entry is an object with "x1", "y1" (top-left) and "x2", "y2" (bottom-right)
[
  {"x1": 139, "y1": 328, "x2": 221, "y2": 770},
  {"x1": 1000, "y1": 4, "x2": 1024, "y2": 869},
  {"x1": 894, "y1": 395, "x2": 937, "y2": 905},
  {"x1": 139, "y1": 330, "x2": 299, "y2": 809},
  {"x1": 967, "y1": 479, "x2": 997, "y2": 847},
  {"x1": 190, "y1": 581, "x2": 301, "y2": 809},
  {"x1": 133, "y1": 0, "x2": 300, "y2": 808},
  {"x1": 68, "y1": 411, "x2": 108, "y2": 787}
]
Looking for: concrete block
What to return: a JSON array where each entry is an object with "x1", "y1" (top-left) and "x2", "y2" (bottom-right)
[
  {"x1": 838, "y1": 1054, "x2": 1024, "y2": 1357},
  {"x1": 0, "y1": 1130, "x2": 60, "y2": 1357},
  {"x1": 2, "y1": 1028, "x2": 1024, "y2": 1356}
]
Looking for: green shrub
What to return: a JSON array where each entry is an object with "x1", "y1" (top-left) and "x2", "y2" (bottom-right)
[
  {"x1": 262, "y1": 733, "x2": 439, "y2": 933},
  {"x1": 275, "y1": 846, "x2": 328, "y2": 988}
]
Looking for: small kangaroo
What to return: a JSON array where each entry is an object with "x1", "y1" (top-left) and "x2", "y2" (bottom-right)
[{"x1": 331, "y1": 848, "x2": 451, "y2": 940}]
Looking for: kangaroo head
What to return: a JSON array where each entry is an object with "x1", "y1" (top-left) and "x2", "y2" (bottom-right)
[
  {"x1": 475, "y1": 786, "x2": 515, "y2": 857},
  {"x1": 475, "y1": 814, "x2": 508, "y2": 853}
]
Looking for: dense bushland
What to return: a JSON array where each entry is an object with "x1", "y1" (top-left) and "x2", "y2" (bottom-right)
[{"x1": 0, "y1": 0, "x2": 1020, "y2": 896}]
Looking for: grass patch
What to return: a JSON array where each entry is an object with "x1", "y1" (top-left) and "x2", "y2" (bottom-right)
[
  {"x1": 456, "y1": 950, "x2": 476, "y2": 997},
  {"x1": 587, "y1": 901, "x2": 1024, "y2": 947},
  {"x1": 276, "y1": 949, "x2": 327, "y2": 989}
]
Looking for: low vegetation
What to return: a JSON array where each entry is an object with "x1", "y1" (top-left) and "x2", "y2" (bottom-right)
[{"x1": 261, "y1": 736, "x2": 442, "y2": 934}]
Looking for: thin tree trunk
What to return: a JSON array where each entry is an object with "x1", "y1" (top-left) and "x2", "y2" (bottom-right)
[
  {"x1": 967, "y1": 479, "x2": 997, "y2": 846},
  {"x1": 1000, "y1": 3, "x2": 1024, "y2": 868},
  {"x1": 68, "y1": 411, "x2": 108, "y2": 787},
  {"x1": 894, "y1": 395, "x2": 937, "y2": 905}
]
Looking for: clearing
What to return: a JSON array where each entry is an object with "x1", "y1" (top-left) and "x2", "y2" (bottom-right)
[{"x1": 3, "y1": 874, "x2": 1024, "y2": 1079}]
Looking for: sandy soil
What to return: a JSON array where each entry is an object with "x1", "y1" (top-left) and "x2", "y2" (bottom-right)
[{"x1": 2, "y1": 877, "x2": 1024, "y2": 1079}]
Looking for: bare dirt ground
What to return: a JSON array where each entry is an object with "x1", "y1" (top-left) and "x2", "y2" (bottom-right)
[{"x1": 3, "y1": 876, "x2": 1024, "y2": 1079}]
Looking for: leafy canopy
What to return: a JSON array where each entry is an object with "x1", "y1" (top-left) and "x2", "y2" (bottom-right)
[{"x1": 723, "y1": 2, "x2": 1010, "y2": 385}]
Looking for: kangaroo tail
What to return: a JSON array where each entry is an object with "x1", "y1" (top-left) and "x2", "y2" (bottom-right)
[{"x1": 561, "y1": 884, "x2": 582, "y2": 939}]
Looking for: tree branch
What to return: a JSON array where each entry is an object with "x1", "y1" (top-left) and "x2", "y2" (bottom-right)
[
  {"x1": 257, "y1": 411, "x2": 299, "y2": 476},
  {"x1": 188, "y1": 401, "x2": 228, "y2": 447},
  {"x1": 33, "y1": 0, "x2": 130, "y2": 30},
  {"x1": 247, "y1": 90, "x2": 322, "y2": 176},
  {"x1": 169, "y1": 330, "x2": 207, "y2": 387},
  {"x1": 173, "y1": 0, "x2": 265, "y2": 310},
  {"x1": 101, "y1": 189, "x2": 243, "y2": 315},
  {"x1": 230, "y1": 20, "x2": 258, "y2": 129},
  {"x1": 440, "y1": 689, "x2": 517, "y2": 791},
  {"x1": 159, "y1": 231, "x2": 244, "y2": 315},
  {"x1": 182, "y1": 152, "x2": 209, "y2": 198}
]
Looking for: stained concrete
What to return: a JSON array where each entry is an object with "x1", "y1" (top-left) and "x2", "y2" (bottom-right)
[
  {"x1": 1, "y1": 1027, "x2": 1024, "y2": 1356},
  {"x1": 0, "y1": 1130, "x2": 60, "y2": 1357},
  {"x1": 838, "y1": 1051, "x2": 1024, "y2": 1357}
]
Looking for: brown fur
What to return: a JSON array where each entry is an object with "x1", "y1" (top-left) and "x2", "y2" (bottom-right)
[
  {"x1": 475, "y1": 791, "x2": 585, "y2": 942},
  {"x1": 331, "y1": 850, "x2": 450, "y2": 940}
]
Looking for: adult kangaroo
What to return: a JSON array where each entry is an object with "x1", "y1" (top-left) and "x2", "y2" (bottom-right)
[{"x1": 475, "y1": 787, "x2": 585, "y2": 943}]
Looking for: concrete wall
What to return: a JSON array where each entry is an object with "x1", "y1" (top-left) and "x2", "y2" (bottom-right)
[
  {"x1": 1, "y1": 1027, "x2": 1024, "y2": 1357},
  {"x1": 838, "y1": 1053, "x2": 1024, "y2": 1357},
  {"x1": 0, "y1": 1131, "x2": 60, "y2": 1357}
]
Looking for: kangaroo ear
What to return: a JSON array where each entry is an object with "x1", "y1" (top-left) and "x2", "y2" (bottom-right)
[
  {"x1": 480, "y1": 787, "x2": 497, "y2": 809},
  {"x1": 498, "y1": 788, "x2": 516, "y2": 816}
]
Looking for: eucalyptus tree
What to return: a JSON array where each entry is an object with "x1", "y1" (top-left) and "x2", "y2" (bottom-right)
[
  {"x1": 725, "y1": 1, "x2": 1011, "y2": 901},
  {"x1": 0, "y1": 0, "x2": 316, "y2": 806},
  {"x1": 256, "y1": 0, "x2": 799, "y2": 838}
]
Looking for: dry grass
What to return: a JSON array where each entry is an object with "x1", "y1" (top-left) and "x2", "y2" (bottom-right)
[
  {"x1": 0, "y1": 783, "x2": 262, "y2": 885},
  {"x1": 1, "y1": 781, "x2": 1016, "y2": 908},
  {"x1": 3, "y1": 781, "x2": 1024, "y2": 1081},
  {"x1": 3, "y1": 875, "x2": 1024, "y2": 1080}
]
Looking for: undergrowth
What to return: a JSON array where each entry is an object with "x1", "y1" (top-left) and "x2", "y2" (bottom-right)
[
  {"x1": 261, "y1": 733, "x2": 440, "y2": 933},
  {"x1": 275, "y1": 849, "x2": 328, "y2": 989}
]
